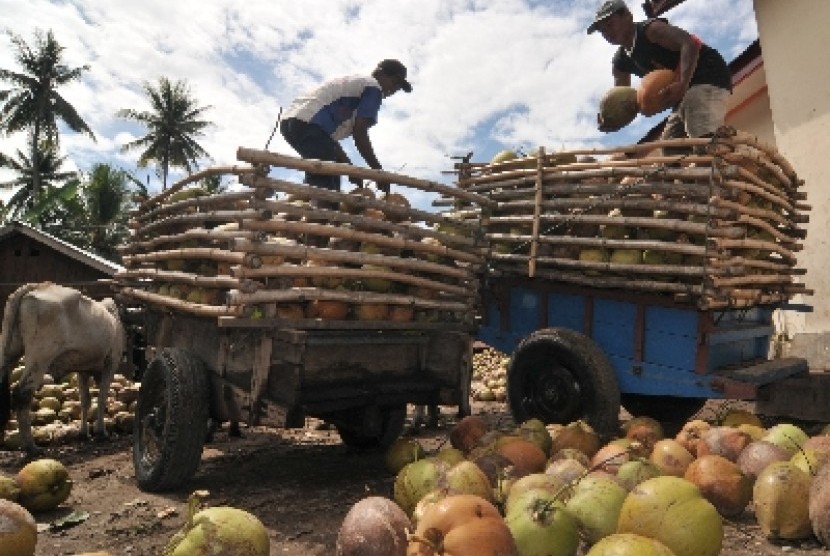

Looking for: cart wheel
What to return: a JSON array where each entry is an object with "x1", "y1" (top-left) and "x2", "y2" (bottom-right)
[
  {"x1": 334, "y1": 405, "x2": 407, "y2": 450},
  {"x1": 507, "y1": 328, "x2": 620, "y2": 436},
  {"x1": 621, "y1": 394, "x2": 706, "y2": 424},
  {"x1": 133, "y1": 348, "x2": 209, "y2": 492}
]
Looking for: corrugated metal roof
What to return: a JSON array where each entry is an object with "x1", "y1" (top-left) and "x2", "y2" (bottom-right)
[{"x1": 0, "y1": 220, "x2": 124, "y2": 275}]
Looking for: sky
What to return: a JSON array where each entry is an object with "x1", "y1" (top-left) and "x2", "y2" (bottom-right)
[{"x1": 0, "y1": 0, "x2": 758, "y2": 211}]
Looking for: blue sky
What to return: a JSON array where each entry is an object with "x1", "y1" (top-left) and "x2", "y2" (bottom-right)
[{"x1": 0, "y1": 0, "x2": 758, "y2": 210}]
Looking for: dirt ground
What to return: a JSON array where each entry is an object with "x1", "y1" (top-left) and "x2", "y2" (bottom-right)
[{"x1": 0, "y1": 401, "x2": 827, "y2": 556}]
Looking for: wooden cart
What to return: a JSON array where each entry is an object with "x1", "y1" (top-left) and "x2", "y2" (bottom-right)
[
  {"x1": 446, "y1": 127, "x2": 818, "y2": 434},
  {"x1": 116, "y1": 150, "x2": 491, "y2": 492}
]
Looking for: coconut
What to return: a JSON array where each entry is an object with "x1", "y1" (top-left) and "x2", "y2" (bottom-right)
[
  {"x1": 306, "y1": 300, "x2": 349, "y2": 320},
  {"x1": 590, "y1": 443, "x2": 631, "y2": 475},
  {"x1": 695, "y1": 426, "x2": 752, "y2": 462},
  {"x1": 381, "y1": 192, "x2": 411, "y2": 223},
  {"x1": 550, "y1": 420, "x2": 601, "y2": 459},
  {"x1": 761, "y1": 423, "x2": 809, "y2": 456},
  {"x1": 565, "y1": 474, "x2": 628, "y2": 544},
  {"x1": 617, "y1": 476, "x2": 723, "y2": 556},
  {"x1": 496, "y1": 438, "x2": 548, "y2": 474},
  {"x1": 16, "y1": 458, "x2": 72, "y2": 513},
  {"x1": 0, "y1": 499, "x2": 37, "y2": 556},
  {"x1": 586, "y1": 533, "x2": 677, "y2": 556},
  {"x1": 0, "y1": 472, "x2": 21, "y2": 502},
  {"x1": 515, "y1": 418, "x2": 553, "y2": 457},
  {"x1": 649, "y1": 438, "x2": 694, "y2": 477},
  {"x1": 736, "y1": 440, "x2": 791, "y2": 483},
  {"x1": 684, "y1": 454, "x2": 752, "y2": 517},
  {"x1": 615, "y1": 458, "x2": 662, "y2": 491},
  {"x1": 354, "y1": 303, "x2": 390, "y2": 321},
  {"x1": 490, "y1": 149, "x2": 519, "y2": 166},
  {"x1": 622, "y1": 416, "x2": 664, "y2": 452},
  {"x1": 809, "y1": 462, "x2": 830, "y2": 547},
  {"x1": 637, "y1": 69, "x2": 677, "y2": 116},
  {"x1": 385, "y1": 438, "x2": 425, "y2": 475},
  {"x1": 449, "y1": 415, "x2": 490, "y2": 453},
  {"x1": 790, "y1": 448, "x2": 830, "y2": 476},
  {"x1": 393, "y1": 458, "x2": 450, "y2": 517},
  {"x1": 340, "y1": 186, "x2": 376, "y2": 214},
  {"x1": 753, "y1": 461, "x2": 813, "y2": 540},
  {"x1": 502, "y1": 473, "x2": 568, "y2": 515},
  {"x1": 336, "y1": 496, "x2": 411, "y2": 556},
  {"x1": 505, "y1": 492, "x2": 579, "y2": 556},
  {"x1": 675, "y1": 419, "x2": 711, "y2": 456},
  {"x1": 445, "y1": 461, "x2": 495, "y2": 502},
  {"x1": 598, "y1": 86, "x2": 639, "y2": 131},
  {"x1": 545, "y1": 458, "x2": 588, "y2": 488},
  {"x1": 719, "y1": 408, "x2": 764, "y2": 428},
  {"x1": 165, "y1": 500, "x2": 269, "y2": 556}
]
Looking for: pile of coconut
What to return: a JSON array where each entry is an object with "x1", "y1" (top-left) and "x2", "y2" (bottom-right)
[
  {"x1": 1, "y1": 366, "x2": 138, "y2": 450},
  {"x1": 116, "y1": 148, "x2": 490, "y2": 328},
  {"x1": 446, "y1": 124, "x2": 811, "y2": 310},
  {"x1": 336, "y1": 409, "x2": 830, "y2": 556}
]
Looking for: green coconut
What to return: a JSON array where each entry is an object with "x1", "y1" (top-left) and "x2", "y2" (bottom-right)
[
  {"x1": 599, "y1": 86, "x2": 639, "y2": 131},
  {"x1": 165, "y1": 492, "x2": 269, "y2": 556}
]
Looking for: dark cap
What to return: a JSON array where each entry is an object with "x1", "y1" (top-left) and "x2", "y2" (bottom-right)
[
  {"x1": 376, "y1": 59, "x2": 412, "y2": 93},
  {"x1": 587, "y1": 0, "x2": 628, "y2": 34}
]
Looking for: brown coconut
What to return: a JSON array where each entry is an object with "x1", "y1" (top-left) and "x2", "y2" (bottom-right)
[
  {"x1": 809, "y1": 462, "x2": 830, "y2": 547},
  {"x1": 637, "y1": 69, "x2": 677, "y2": 116},
  {"x1": 0, "y1": 499, "x2": 37, "y2": 556},
  {"x1": 336, "y1": 496, "x2": 411, "y2": 556},
  {"x1": 684, "y1": 454, "x2": 752, "y2": 517},
  {"x1": 450, "y1": 415, "x2": 490, "y2": 453}
]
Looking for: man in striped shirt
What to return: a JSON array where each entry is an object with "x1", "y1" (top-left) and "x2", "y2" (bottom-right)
[{"x1": 280, "y1": 59, "x2": 412, "y2": 196}]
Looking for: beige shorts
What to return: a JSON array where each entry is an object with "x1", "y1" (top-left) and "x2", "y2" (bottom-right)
[{"x1": 661, "y1": 84, "x2": 730, "y2": 139}]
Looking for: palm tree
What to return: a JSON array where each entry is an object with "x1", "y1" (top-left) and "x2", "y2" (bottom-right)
[
  {"x1": 0, "y1": 29, "x2": 95, "y2": 203},
  {"x1": 117, "y1": 77, "x2": 213, "y2": 190},
  {"x1": 73, "y1": 163, "x2": 134, "y2": 260},
  {"x1": 0, "y1": 140, "x2": 78, "y2": 224}
]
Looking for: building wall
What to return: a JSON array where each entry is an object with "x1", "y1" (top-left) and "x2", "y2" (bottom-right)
[
  {"x1": 752, "y1": 0, "x2": 830, "y2": 368},
  {"x1": 0, "y1": 233, "x2": 115, "y2": 322}
]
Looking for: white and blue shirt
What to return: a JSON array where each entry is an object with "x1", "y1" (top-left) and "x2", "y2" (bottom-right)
[{"x1": 283, "y1": 75, "x2": 383, "y2": 140}]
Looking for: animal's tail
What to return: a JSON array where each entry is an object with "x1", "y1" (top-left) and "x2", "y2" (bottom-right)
[{"x1": 0, "y1": 282, "x2": 49, "y2": 434}]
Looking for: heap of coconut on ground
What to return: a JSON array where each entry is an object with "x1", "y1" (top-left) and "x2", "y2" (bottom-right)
[
  {"x1": 445, "y1": 126, "x2": 811, "y2": 310},
  {"x1": 115, "y1": 149, "x2": 490, "y2": 329}
]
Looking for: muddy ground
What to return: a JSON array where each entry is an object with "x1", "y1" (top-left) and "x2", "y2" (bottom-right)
[{"x1": 0, "y1": 400, "x2": 827, "y2": 556}]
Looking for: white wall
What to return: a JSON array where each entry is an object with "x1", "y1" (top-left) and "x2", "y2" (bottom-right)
[{"x1": 753, "y1": 0, "x2": 830, "y2": 367}]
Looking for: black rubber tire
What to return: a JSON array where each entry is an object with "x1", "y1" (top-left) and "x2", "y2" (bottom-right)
[
  {"x1": 334, "y1": 405, "x2": 407, "y2": 450},
  {"x1": 621, "y1": 394, "x2": 706, "y2": 423},
  {"x1": 507, "y1": 328, "x2": 620, "y2": 437},
  {"x1": 133, "y1": 348, "x2": 209, "y2": 492}
]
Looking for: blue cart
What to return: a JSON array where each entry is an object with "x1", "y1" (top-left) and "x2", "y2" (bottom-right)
[{"x1": 476, "y1": 276, "x2": 810, "y2": 435}]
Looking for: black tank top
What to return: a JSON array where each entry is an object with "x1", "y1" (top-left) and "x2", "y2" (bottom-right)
[{"x1": 612, "y1": 19, "x2": 732, "y2": 91}]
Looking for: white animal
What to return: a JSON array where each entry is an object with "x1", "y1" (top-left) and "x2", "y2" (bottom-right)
[{"x1": 0, "y1": 282, "x2": 125, "y2": 454}]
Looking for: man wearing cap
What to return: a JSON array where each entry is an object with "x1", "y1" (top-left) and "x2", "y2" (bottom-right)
[
  {"x1": 280, "y1": 59, "x2": 412, "y2": 196},
  {"x1": 588, "y1": 0, "x2": 731, "y2": 148}
]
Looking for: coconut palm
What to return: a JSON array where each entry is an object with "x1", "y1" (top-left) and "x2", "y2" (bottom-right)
[
  {"x1": 117, "y1": 77, "x2": 213, "y2": 190},
  {"x1": 0, "y1": 141, "x2": 78, "y2": 224},
  {"x1": 0, "y1": 29, "x2": 95, "y2": 203},
  {"x1": 69, "y1": 163, "x2": 135, "y2": 260}
]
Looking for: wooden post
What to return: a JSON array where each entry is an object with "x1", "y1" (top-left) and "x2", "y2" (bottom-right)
[
  {"x1": 529, "y1": 147, "x2": 544, "y2": 278},
  {"x1": 249, "y1": 335, "x2": 273, "y2": 426}
]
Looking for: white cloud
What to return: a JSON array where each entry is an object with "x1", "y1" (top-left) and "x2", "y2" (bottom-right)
[{"x1": 1, "y1": 0, "x2": 757, "y2": 209}]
